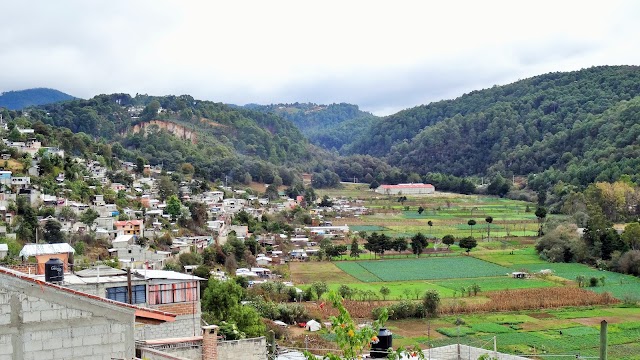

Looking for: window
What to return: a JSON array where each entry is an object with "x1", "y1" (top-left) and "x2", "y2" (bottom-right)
[
  {"x1": 106, "y1": 285, "x2": 146, "y2": 304},
  {"x1": 148, "y1": 281, "x2": 198, "y2": 305}
]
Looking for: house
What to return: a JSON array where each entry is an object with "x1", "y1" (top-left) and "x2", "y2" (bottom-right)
[
  {"x1": 18, "y1": 243, "x2": 76, "y2": 274},
  {"x1": 133, "y1": 269, "x2": 205, "y2": 340},
  {"x1": 0, "y1": 170, "x2": 11, "y2": 186},
  {"x1": 115, "y1": 219, "x2": 144, "y2": 236},
  {"x1": 111, "y1": 182, "x2": 127, "y2": 192},
  {"x1": 256, "y1": 255, "x2": 272, "y2": 266},
  {"x1": 375, "y1": 183, "x2": 435, "y2": 195},
  {"x1": 0, "y1": 265, "x2": 175, "y2": 359}
]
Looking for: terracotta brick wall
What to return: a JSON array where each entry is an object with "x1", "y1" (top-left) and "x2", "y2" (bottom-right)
[
  {"x1": 156, "y1": 302, "x2": 200, "y2": 316},
  {"x1": 5, "y1": 263, "x2": 37, "y2": 274}
]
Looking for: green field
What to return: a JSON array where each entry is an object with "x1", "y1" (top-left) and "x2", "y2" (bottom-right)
[
  {"x1": 387, "y1": 306, "x2": 640, "y2": 358},
  {"x1": 335, "y1": 257, "x2": 511, "y2": 282}
]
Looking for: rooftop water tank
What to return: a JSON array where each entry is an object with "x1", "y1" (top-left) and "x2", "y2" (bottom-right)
[
  {"x1": 44, "y1": 258, "x2": 64, "y2": 283},
  {"x1": 370, "y1": 327, "x2": 392, "y2": 358}
]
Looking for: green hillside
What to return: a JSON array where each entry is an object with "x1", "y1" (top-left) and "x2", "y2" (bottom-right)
[
  {"x1": 344, "y1": 66, "x2": 640, "y2": 186},
  {"x1": 0, "y1": 88, "x2": 75, "y2": 110},
  {"x1": 245, "y1": 103, "x2": 378, "y2": 151},
  {"x1": 20, "y1": 94, "x2": 316, "y2": 184}
]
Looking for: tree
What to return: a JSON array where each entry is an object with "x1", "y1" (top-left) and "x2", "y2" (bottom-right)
[
  {"x1": 43, "y1": 220, "x2": 64, "y2": 243},
  {"x1": 391, "y1": 237, "x2": 408, "y2": 253},
  {"x1": 338, "y1": 284, "x2": 354, "y2": 300},
  {"x1": 79, "y1": 208, "x2": 99, "y2": 229},
  {"x1": 485, "y1": 216, "x2": 493, "y2": 241},
  {"x1": 379, "y1": 286, "x2": 390, "y2": 300},
  {"x1": 349, "y1": 238, "x2": 361, "y2": 258},
  {"x1": 158, "y1": 176, "x2": 177, "y2": 201},
  {"x1": 410, "y1": 232, "x2": 428, "y2": 257},
  {"x1": 135, "y1": 156, "x2": 145, "y2": 174},
  {"x1": 467, "y1": 219, "x2": 477, "y2": 238},
  {"x1": 422, "y1": 290, "x2": 441, "y2": 318},
  {"x1": 58, "y1": 206, "x2": 77, "y2": 222},
  {"x1": 202, "y1": 278, "x2": 244, "y2": 322},
  {"x1": 442, "y1": 234, "x2": 455, "y2": 249},
  {"x1": 201, "y1": 278, "x2": 265, "y2": 338},
  {"x1": 622, "y1": 222, "x2": 640, "y2": 250},
  {"x1": 535, "y1": 207, "x2": 547, "y2": 236},
  {"x1": 311, "y1": 281, "x2": 328, "y2": 300},
  {"x1": 417, "y1": 206, "x2": 424, "y2": 215},
  {"x1": 188, "y1": 201, "x2": 208, "y2": 227},
  {"x1": 575, "y1": 275, "x2": 586, "y2": 287},
  {"x1": 459, "y1": 237, "x2": 478, "y2": 254},
  {"x1": 166, "y1": 195, "x2": 182, "y2": 221},
  {"x1": 369, "y1": 179, "x2": 380, "y2": 190}
]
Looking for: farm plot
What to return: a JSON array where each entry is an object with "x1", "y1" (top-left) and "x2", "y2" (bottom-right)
[
  {"x1": 512, "y1": 262, "x2": 640, "y2": 300},
  {"x1": 334, "y1": 262, "x2": 381, "y2": 282},
  {"x1": 339, "y1": 257, "x2": 511, "y2": 282}
]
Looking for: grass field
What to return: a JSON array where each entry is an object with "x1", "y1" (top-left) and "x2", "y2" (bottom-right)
[{"x1": 335, "y1": 257, "x2": 511, "y2": 282}]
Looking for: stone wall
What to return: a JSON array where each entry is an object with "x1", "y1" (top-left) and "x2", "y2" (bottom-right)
[
  {"x1": 218, "y1": 337, "x2": 267, "y2": 360},
  {"x1": 0, "y1": 272, "x2": 135, "y2": 360}
]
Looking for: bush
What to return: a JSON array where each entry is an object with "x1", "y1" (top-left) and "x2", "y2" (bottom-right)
[{"x1": 589, "y1": 277, "x2": 599, "y2": 287}]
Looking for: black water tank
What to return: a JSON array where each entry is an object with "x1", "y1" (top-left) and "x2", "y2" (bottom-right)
[
  {"x1": 370, "y1": 327, "x2": 392, "y2": 358},
  {"x1": 44, "y1": 258, "x2": 64, "y2": 283}
]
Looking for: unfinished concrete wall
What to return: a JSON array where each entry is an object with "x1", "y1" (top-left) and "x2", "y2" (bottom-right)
[
  {"x1": 218, "y1": 337, "x2": 267, "y2": 360},
  {"x1": 0, "y1": 274, "x2": 135, "y2": 360},
  {"x1": 136, "y1": 313, "x2": 201, "y2": 340},
  {"x1": 139, "y1": 347, "x2": 194, "y2": 360}
]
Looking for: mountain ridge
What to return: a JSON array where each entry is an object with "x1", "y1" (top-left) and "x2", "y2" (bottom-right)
[{"x1": 0, "y1": 88, "x2": 75, "y2": 110}]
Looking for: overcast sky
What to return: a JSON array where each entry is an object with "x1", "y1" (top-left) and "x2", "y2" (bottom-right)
[{"x1": 1, "y1": 1, "x2": 639, "y2": 115}]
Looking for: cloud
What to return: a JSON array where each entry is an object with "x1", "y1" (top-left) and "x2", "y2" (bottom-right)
[{"x1": 1, "y1": 0, "x2": 639, "y2": 115}]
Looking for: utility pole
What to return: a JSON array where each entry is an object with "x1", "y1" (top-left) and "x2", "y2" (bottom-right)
[{"x1": 127, "y1": 267, "x2": 132, "y2": 304}]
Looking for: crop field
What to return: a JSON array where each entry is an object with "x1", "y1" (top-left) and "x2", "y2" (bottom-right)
[
  {"x1": 336, "y1": 257, "x2": 511, "y2": 282},
  {"x1": 472, "y1": 248, "x2": 547, "y2": 266},
  {"x1": 322, "y1": 184, "x2": 543, "y2": 239},
  {"x1": 386, "y1": 306, "x2": 640, "y2": 358},
  {"x1": 512, "y1": 262, "x2": 640, "y2": 300}
]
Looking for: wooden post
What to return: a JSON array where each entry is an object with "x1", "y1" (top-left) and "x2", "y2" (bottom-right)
[{"x1": 600, "y1": 320, "x2": 608, "y2": 360}]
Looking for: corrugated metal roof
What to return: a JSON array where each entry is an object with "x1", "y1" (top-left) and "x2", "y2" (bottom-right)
[{"x1": 19, "y1": 243, "x2": 75, "y2": 257}]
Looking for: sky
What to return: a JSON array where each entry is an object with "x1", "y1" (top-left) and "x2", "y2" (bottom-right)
[{"x1": 1, "y1": 1, "x2": 640, "y2": 115}]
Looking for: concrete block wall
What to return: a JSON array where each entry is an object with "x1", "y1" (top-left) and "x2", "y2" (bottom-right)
[
  {"x1": 0, "y1": 273, "x2": 135, "y2": 360},
  {"x1": 217, "y1": 337, "x2": 267, "y2": 360},
  {"x1": 136, "y1": 314, "x2": 201, "y2": 340}
]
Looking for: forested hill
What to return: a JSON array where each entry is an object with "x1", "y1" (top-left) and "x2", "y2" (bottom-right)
[
  {"x1": 13, "y1": 94, "x2": 317, "y2": 184},
  {"x1": 344, "y1": 65, "x2": 640, "y2": 186},
  {"x1": 243, "y1": 103, "x2": 378, "y2": 151},
  {"x1": 0, "y1": 88, "x2": 74, "y2": 110}
]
